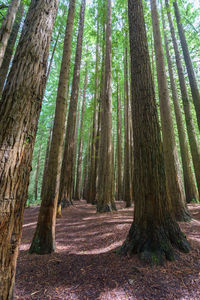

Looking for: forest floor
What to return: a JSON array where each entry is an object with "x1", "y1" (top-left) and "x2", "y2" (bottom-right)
[{"x1": 15, "y1": 201, "x2": 200, "y2": 300}]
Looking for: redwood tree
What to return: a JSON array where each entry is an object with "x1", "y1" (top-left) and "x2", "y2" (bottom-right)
[
  {"x1": 120, "y1": 0, "x2": 190, "y2": 264},
  {"x1": 0, "y1": 0, "x2": 58, "y2": 297}
]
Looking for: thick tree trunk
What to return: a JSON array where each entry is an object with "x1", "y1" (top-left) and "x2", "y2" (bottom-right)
[
  {"x1": 161, "y1": 7, "x2": 198, "y2": 203},
  {"x1": 150, "y1": 0, "x2": 190, "y2": 222},
  {"x1": 123, "y1": 47, "x2": 132, "y2": 208},
  {"x1": 75, "y1": 64, "x2": 88, "y2": 200},
  {"x1": 0, "y1": 3, "x2": 24, "y2": 96},
  {"x1": 166, "y1": 0, "x2": 200, "y2": 198},
  {"x1": 97, "y1": 0, "x2": 116, "y2": 212},
  {"x1": 29, "y1": 0, "x2": 76, "y2": 255},
  {"x1": 0, "y1": 0, "x2": 21, "y2": 68},
  {"x1": 173, "y1": 0, "x2": 200, "y2": 133},
  {"x1": 58, "y1": 0, "x2": 86, "y2": 209},
  {"x1": 0, "y1": 0, "x2": 58, "y2": 297},
  {"x1": 116, "y1": 73, "x2": 123, "y2": 201},
  {"x1": 120, "y1": 0, "x2": 190, "y2": 265}
]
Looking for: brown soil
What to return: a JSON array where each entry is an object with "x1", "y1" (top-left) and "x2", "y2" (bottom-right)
[{"x1": 15, "y1": 201, "x2": 200, "y2": 299}]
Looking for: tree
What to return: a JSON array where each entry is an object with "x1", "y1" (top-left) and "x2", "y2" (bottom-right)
[
  {"x1": 0, "y1": 3, "x2": 24, "y2": 96},
  {"x1": 29, "y1": 0, "x2": 76, "y2": 254},
  {"x1": 166, "y1": 0, "x2": 200, "y2": 198},
  {"x1": 58, "y1": 0, "x2": 86, "y2": 209},
  {"x1": 97, "y1": 0, "x2": 116, "y2": 212},
  {"x1": 0, "y1": 0, "x2": 58, "y2": 297},
  {"x1": 150, "y1": 0, "x2": 190, "y2": 221},
  {"x1": 173, "y1": 0, "x2": 200, "y2": 133},
  {"x1": 0, "y1": 0, "x2": 21, "y2": 67},
  {"x1": 120, "y1": 0, "x2": 190, "y2": 264},
  {"x1": 161, "y1": 3, "x2": 198, "y2": 203}
]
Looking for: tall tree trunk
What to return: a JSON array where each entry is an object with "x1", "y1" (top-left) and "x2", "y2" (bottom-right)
[
  {"x1": 0, "y1": 3, "x2": 24, "y2": 96},
  {"x1": 161, "y1": 5, "x2": 198, "y2": 203},
  {"x1": 29, "y1": 0, "x2": 76, "y2": 255},
  {"x1": 0, "y1": 0, "x2": 58, "y2": 297},
  {"x1": 34, "y1": 144, "x2": 42, "y2": 202},
  {"x1": 58, "y1": 0, "x2": 86, "y2": 209},
  {"x1": 123, "y1": 47, "x2": 132, "y2": 208},
  {"x1": 88, "y1": 20, "x2": 99, "y2": 205},
  {"x1": 166, "y1": 0, "x2": 200, "y2": 198},
  {"x1": 150, "y1": 0, "x2": 190, "y2": 222},
  {"x1": 173, "y1": 0, "x2": 200, "y2": 133},
  {"x1": 97, "y1": 0, "x2": 116, "y2": 212},
  {"x1": 116, "y1": 72, "x2": 123, "y2": 201},
  {"x1": 0, "y1": 0, "x2": 21, "y2": 68},
  {"x1": 72, "y1": 95, "x2": 80, "y2": 198},
  {"x1": 120, "y1": 0, "x2": 190, "y2": 265},
  {"x1": 46, "y1": 27, "x2": 61, "y2": 80},
  {"x1": 74, "y1": 64, "x2": 88, "y2": 200}
]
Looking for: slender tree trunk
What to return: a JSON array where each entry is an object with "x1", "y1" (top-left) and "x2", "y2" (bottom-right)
[
  {"x1": 34, "y1": 144, "x2": 42, "y2": 202},
  {"x1": 150, "y1": 0, "x2": 190, "y2": 222},
  {"x1": 72, "y1": 96, "x2": 80, "y2": 198},
  {"x1": 173, "y1": 0, "x2": 200, "y2": 133},
  {"x1": 88, "y1": 20, "x2": 99, "y2": 204},
  {"x1": 75, "y1": 64, "x2": 88, "y2": 200},
  {"x1": 0, "y1": 0, "x2": 58, "y2": 297},
  {"x1": 120, "y1": 0, "x2": 190, "y2": 265},
  {"x1": 46, "y1": 28, "x2": 61, "y2": 80},
  {"x1": 29, "y1": 0, "x2": 76, "y2": 255},
  {"x1": 0, "y1": 3, "x2": 24, "y2": 96},
  {"x1": 166, "y1": 0, "x2": 200, "y2": 198},
  {"x1": 123, "y1": 47, "x2": 132, "y2": 208},
  {"x1": 97, "y1": 0, "x2": 116, "y2": 212},
  {"x1": 161, "y1": 6, "x2": 198, "y2": 203},
  {"x1": 116, "y1": 73, "x2": 123, "y2": 201},
  {"x1": 58, "y1": 0, "x2": 86, "y2": 209},
  {"x1": 0, "y1": 0, "x2": 21, "y2": 68}
]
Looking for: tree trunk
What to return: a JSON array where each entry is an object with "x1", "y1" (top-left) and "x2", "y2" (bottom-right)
[
  {"x1": 116, "y1": 72, "x2": 123, "y2": 201},
  {"x1": 120, "y1": 0, "x2": 190, "y2": 265},
  {"x1": 29, "y1": 0, "x2": 76, "y2": 255},
  {"x1": 58, "y1": 0, "x2": 86, "y2": 209},
  {"x1": 0, "y1": 0, "x2": 21, "y2": 68},
  {"x1": 150, "y1": 0, "x2": 190, "y2": 222},
  {"x1": 97, "y1": 0, "x2": 116, "y2": 212},
  {"x1": 34, "y1": 144, "x2": 42, "y2": 202},
  {"x1": 166, "y1": 0, "x2": 200, "y2": 198},
  {"x1": 161, "y1": 5, "x2": 198, "y2": 203},
  {"x1": 123, "y1": 47, "x2": 132, "y2": 208},
  {"x1": 74, "y1": 64, "x2": 88, "y2": 200},
  {"x1": 72, "y1": 95, "x2": 80, "y2": 198},
  {"x1": 0, "y1": 3, "x2": 24, "y2": 96},
  {"x1": 0, "y1": 0, "x2": 58, "y2": 297},
  {"x1": 173, "y1": 0, "x2": 200, "y2": 133}
]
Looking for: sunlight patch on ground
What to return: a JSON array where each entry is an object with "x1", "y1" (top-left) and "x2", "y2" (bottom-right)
[
  {"x1": 74, "y1": 240, "x2": 123, "y2": 255},
  {"x1": 23, "y1": 221, "x2": 37, "y2": 228},
  {"x1": 20, "y1": 243, "x2": 30, "y2": 251}
]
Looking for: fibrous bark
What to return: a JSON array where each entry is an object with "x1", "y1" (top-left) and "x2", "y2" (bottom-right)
[
  {"x1": 150, "y1": 0, "x2": 190, "y2": 222},
  {"x1": 0, "y1": 0, "x2": 58, "y2": 297},
  {"x1": 120, "y1": 0, "x2": 190, "y2": 265},
  {"x1": 29, "y1": 0, "x2": 76, "y2": 255}
]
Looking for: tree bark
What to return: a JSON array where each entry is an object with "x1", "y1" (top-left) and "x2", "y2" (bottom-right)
[
  {"x1": 123, "y1": 47, "x2": 132, "y2": 208},
  {"x1": 120, "y1": 0, "x2": 190, "y2": 265},
  {"x1": 97, "y1": 0, "x2": 116, "y2": 212},
  {"x1": 173, "y1": 0, "x2": 200, "y2": 133},
  {"x1": 166, "y1": 0, "x2": 200, "y2": 198},
  {"x1": 0, "y1": 0, "x2": 21, "y2": 68},
  {"x1": 150, "y1": 0, "x2": 190, "y2": 222},
  {"x1": 34, "y1": 144, "x2": 41, "y2": 202},
  {"x1": 0, "y1": 0, "x2": 58, "y2": 297},
  {"x1": 0, "y1": 3, "x2": 24, "y2": 96},
  {"x1": 74, "y1": 64, "x2": 88, "y2": 200},
  {"x1": 161, "y1": 5, "x2": 198, "y2": 203},
  {"x1": 29, "y1": 0, "x2": 76, "y2": 255},
  {"x1": 58, "y1": 0, "x2": 86, "y2": 209}
]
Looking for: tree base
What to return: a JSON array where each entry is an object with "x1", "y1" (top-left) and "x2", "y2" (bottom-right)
[
  {"x1": 29, "y1": 229, "x2": 56, "y2": 255},
  {"x1": 97, "y1": 202, "x2": 117, "y2": 213},
  {"x1": 119, "y1": 216, "x2": 190, "y2": 265},
  {"x1": 175, "y1": 206, "x2": 191, "y2": 222}
]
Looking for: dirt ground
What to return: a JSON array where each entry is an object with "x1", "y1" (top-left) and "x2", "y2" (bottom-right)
[{"x1": 14, "y1": 201, "x2": 200, "y2": 300}]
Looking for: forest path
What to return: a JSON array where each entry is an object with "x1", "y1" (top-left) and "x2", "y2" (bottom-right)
[{"x1": 15, "y1": 201, "x2": 200, "y2": 299}]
